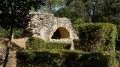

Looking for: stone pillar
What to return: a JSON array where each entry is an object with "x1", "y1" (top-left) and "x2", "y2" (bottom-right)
[{"x1": 70, "y1": 39, "x2": 74, "y2": 50}]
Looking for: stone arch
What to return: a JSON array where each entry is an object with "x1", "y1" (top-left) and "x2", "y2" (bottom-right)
[{"x1": 51, "y1": 27, "x2": 70, "y2": 39}]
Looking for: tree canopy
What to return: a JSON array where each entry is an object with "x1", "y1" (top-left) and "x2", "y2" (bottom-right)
[
  {"x1": 54, "y1": 0, "x2": 120, "y2": 24},
  {"x1": 0, "y1": 0, "x2": 46, "y2": 67},
  {"x1": 0, "y1": 0, "x2": 45, "y2": 29},
  {"x1": 55, "y1": 0, "x2": 90, "y2": 23},
  {"x1": 94, "y1": 0, "x2": 120, "y2": 24},
  {"x1": 39, "y1": 0, "x2": 64, "y2": 13}
]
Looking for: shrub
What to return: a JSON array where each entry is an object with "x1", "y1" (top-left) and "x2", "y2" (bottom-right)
[
  {"x1": 73, "y1": 39, "x2": 80, "y2": 50},
  {"x1": 0, "y1": 27, "x2": 24, "y2": 38},
  {"x1": 0, "y1": 27, "x2": 9, "y2": 38},
  {"x1": 26, "y1": 37, "x2": 71, "y2": 50},
  {"x1": 14, "y1": 28, "x2": 24, "y2": 38},
  {"x1": 26, "y1": 37, "x2": 45, "y2": 50},
  {"x1": 74, "y1": 23, "x2": 117, "y2": 52},
  {"x1": 16, "y1": 50, "x2": 117, "y2": 67},
  {"x1": 116, "y1": 51, "x2": 120, "y2": 66},
  {"x1": 45, "y1": 42, "x2": 71, "y2": 49}
]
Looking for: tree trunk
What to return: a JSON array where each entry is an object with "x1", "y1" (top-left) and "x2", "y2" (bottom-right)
[
  {"x1": 3, "y1": 26, "x2": 14, "y2": 67},
  {"x1": 92, "y1": 0, "x2": 97, "y2": 23}
]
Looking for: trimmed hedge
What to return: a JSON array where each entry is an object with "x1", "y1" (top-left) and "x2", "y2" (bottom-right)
[
  {"x1": 74, "y1": 23, "x2": 117, "y2": 52},
  {"x1": 16, "y1": 50, "x2": 118, "y2": 67},
  {"x1": 116, "y1": 51, "x2": 120, "y2": 66},
  {"x1": 26, "y1": 37, "x2": 71, "y2": 50},
  {"x1": 45, "y1": 42, "x2": 71, "y2": 49},
  {"x1": 26, "y1": 37, "x2": 45, "y2": 50}
]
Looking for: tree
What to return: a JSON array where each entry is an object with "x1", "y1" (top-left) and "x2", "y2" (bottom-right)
[
  {"x1": 82, "y1": 0, "x2": 97, "y2": 22},
  {"x1": 92, "y1": 0, "x2": 120, "y2": 23},
  {"x1": 0, "y1": 0, "x2": 45, "y2": 67},
  {"x1": 55, "y1": 0, "x2": 90, "y2": 23},
  {"x1": 40, "y1": 0, "x2": 64, "y2": 13},
  {"x1": 83, "y1": 0, "x2": 120, "y2": 40},
  {"x1": 89, "y1": 0, "x2": 120, "y2": 38}
]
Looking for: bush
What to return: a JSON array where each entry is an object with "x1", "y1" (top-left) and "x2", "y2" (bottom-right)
[
  {"x1": 26, "y1": 37, "x2": 71, "y2": 50},
  {"x1": 74, "y1": 23, "x2": 117, "y2": 52},
  {"x1": 0, "y1": 27, "x2": 9, "y2": 38},
  {"x1": 0, "y1": 27, "x2": 24, "y2": 38},
  {"x1": 73, "y1": 39, "x2": 80, "y2": 50},
  {"x1": 16, "y1": 50, "x2": 117, "y2": 67},
  {"x1": 116, "y1": 51, "x2": 120, "y2": 66},
  {"x1": 14, "y1": 28, "x2": 24, "y2": 38},
  {"x1": 45, "y1": 42, "x2": 71, "y2": 49},
  {"x1": 26, "y1": 37, "x2": 45, "y2": 50}
]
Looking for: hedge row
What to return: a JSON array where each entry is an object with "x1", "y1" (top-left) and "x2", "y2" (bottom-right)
[
  {"x1": 26, "y1": 37, "x2": 71, "y2": 50},
  {"x1": 45, "y1": 42, "x2": 71, "y2": 49},
  {"x1": 74, "y1": 23, "x2": 117, "y2": 52},
  {"x1": 116, "y1": 51, "x2": 120, "y2": 66},
  {"x1": 16, "y1": 50, "x2": 118, "y2": 67}
]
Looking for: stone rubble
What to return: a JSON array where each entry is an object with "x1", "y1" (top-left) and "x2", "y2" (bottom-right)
[{"x1": 27, "y1": 12, "x2": 78, "y2": 42}]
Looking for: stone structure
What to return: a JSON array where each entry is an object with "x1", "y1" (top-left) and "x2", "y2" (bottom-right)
[{"x1": 27, "y1": 12, "x2": 78, "y2": 43}]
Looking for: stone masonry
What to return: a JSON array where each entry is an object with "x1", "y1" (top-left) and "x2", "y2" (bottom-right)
[{"x1": 26, "y1": 12, "x2": 78, "y2": 43}]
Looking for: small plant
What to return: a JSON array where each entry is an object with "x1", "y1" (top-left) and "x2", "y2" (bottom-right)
[{"x1": 14, "y1": 28, "x2": 24, "y2": 38}]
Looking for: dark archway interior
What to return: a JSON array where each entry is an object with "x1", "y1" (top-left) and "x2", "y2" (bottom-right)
[
  {"x1": 52, "y1": 29, "x2": 61, "y2": 39},
  {"x1": 51, "y1": 27, "x2": 70, "y2": 39}
]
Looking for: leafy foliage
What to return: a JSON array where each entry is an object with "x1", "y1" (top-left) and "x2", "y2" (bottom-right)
[
  {"x1": 94, "y1": 0, "x2": 120, "y2": 24},
  {"x1": 0, "y1": 27, "x2": 9, "y2": 38},
  {"x1": 26, "y1": 37, "x2": 45, "y2": 50},
  {"x1": 14, "y1": 28, "x2": 24, "y2": 38},
  {"x1": 74, "y1": 23, "x2": 117, "y2": 52},
  {"x1": 55, "y1": 0, "x2": 90, "y2": 22},
  {"x1": 0, "y1": 27, "x2": 24, "y2": 38},
  {"x1": 26, "y1": 37, "x2": 71, "y2": 50},
  {"x1": 40, "y1": 0, "x2": 64, "y2": 13},
  {"x1": 16, "y1": 50, "x2": 117, "y2": 67},
  {"x1": 116, "y1": 51, "x2": 120, "y2": 66},
  {"x1": 45, "y1": 42, "x2": 71, "y2": 49},
  {"x1": 0, "y1": 0, "x2": 45, "y2": 29}
]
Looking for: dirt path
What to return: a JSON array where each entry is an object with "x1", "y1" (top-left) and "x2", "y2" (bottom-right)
[
  {"x1": 6, "y1": 51, "x2": 16, "y2": 67},
  {"x1": 12, "y1": 37, "x2": 29, "y2": 48},
  {"x1": 0, "y1": 38, "x2": 29, "y2": 67},
  {"x1": 5, "y1": 37, "x2": 29, "y2": 67}
]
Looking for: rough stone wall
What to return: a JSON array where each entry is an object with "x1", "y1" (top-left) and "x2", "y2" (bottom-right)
[{"x1": 27, "y1": 12, "x2": 78, "y2": 42}]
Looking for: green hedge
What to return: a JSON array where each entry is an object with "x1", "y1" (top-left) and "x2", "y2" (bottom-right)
[
  {"x1": 45, "y1": 42, "x2": 71, "y2": 49},
  {"x1": 74, "y1": 23, "x2": 117, "y2": 52},
  {"x1": 26, "y1": 37, "x2": 71, "y2": 50},
  {"x1": 26, "y1": 37, "x2": 45, "y2": 50},
  {"x1": 16, "y1": 50, "x2": 118, "y2": 67},
  {"x1": 116, "y1": 51, "x2": 120, "y2": 66}
]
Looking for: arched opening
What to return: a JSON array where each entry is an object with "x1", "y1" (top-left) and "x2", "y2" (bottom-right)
[{"x1": 51, "y1": 27, "x2": 70, "y2": 39}]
